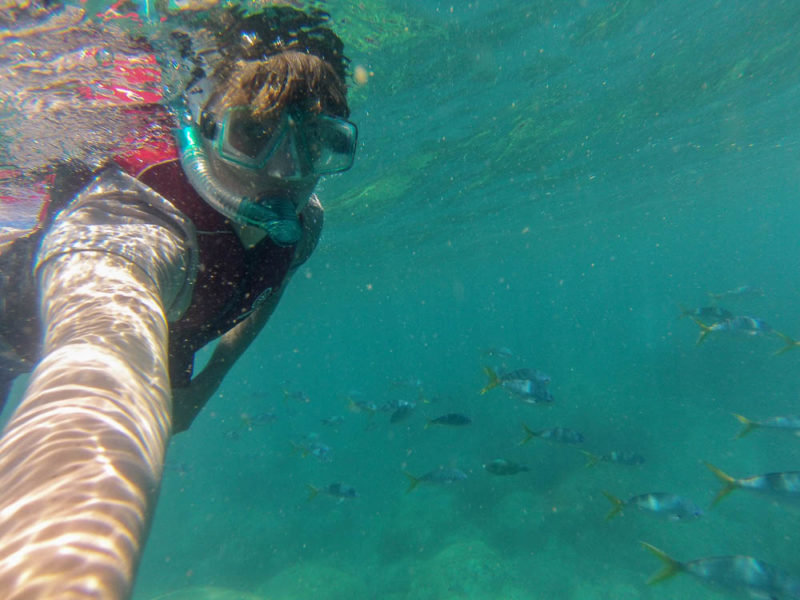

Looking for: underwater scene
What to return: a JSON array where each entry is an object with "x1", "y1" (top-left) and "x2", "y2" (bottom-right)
[{"x1": 3, "y1": 0, "x2": 800, "y2": 599}]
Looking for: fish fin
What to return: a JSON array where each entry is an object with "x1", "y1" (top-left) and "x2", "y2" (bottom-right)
[
  {"x1": 418, "y1": 389, "x2": 430, "y2": 404},
  {"x1": 692, "y1": 318, "x2": 712, "y2": 345},
  {"x1": 404, "y1": 471, "x2": 420, "y2": 493},
  {"x1": 581, "y1": 450, "x2": 601, "y2": 468},
  {"x1": 307, "y1": 484, "x2": 319, "y2": 502},
  {"x1": 601, "y1": 491, "x2": 625, "y2": 521},
  {"x1": 289, "y1": 441, "x2": 308, "y2": 458},
  {"x1": 640, "y1": 542, "x2": 683, "y2": 584},
  {"x1": 349, "y1": 398, "x2": 378, "y2": 421},
  {"x1": 480, "y1": 366, "x2": 500, "y2": 395},
  {"x1": 519, "y1": 423, "x2": 537, "y2": 446},
  {"x1": 732, "y1": 413, "x2": 758, "y2": 439},
  {"x1": 704, "y1": 461, "x2": 738, "y2": 506},
  {"x1": 773, "y1": 332, "x2": 800, "y2": 355}
]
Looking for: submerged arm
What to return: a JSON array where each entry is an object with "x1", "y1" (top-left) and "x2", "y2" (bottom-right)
[{"x1": 171, "y1": 196, "x2": 323, "y2": 433}]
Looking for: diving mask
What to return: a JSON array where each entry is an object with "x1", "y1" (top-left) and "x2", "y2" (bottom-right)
[
  {"x1": 176, "y1": 104, "x2": 355, "y2": 245},
  {"x1": 209, "y1": 105, "x2": 357, "y2": 179}
]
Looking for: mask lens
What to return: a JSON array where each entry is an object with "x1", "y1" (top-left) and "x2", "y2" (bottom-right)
[
  {"x1": 218, "y1": 107, "x2": 281, "y2": 167},
  {"x1": 303, "y1": 116, "x2": 358, "y2": 174},
  {"x1": 264, "y1": 126, "x2": 304, "y2": 179},
  {"x1": 215, "y1": 107, "x2": 357, "y2": 178}
]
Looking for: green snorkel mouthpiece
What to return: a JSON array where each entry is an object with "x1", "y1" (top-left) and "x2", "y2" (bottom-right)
[{"x1": 174, "y1": 125, "x2": 303, "y2": 245}]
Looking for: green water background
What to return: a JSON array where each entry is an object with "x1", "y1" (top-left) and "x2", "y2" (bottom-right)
[
  {"x1": 5, "y1": 0, "x2": 800, "y2": 598},
  {"x1": 142, "y1": 1, "x2": 800, "y2": 598}
]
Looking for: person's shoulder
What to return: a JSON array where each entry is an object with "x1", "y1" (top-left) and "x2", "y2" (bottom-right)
[{"x1": 292, "y1": 194, "x2": 323, "y2": 268}]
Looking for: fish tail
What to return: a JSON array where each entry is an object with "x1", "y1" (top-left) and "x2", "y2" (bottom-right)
[
  {"x1": 732, "y1": 413, "x2": 758, "y2": 439},
  {"x1": 581, "y1": 450, "x2": 601, "y2": 468},
  {"x1": 347, "y1": 397, "x2": 375, "y2": 416},
  {"x1": 307, "y1": 484, "x2": 320, "y2": 502},
  {"x1": 640, "y1": 542, "x2": 683, "y2": 584},
  {"x1": 704, "y1": 461, "x2": 738, "y2": 506},
  {"x1": 692, "y1": 318, "x2": 712, "y2": 345},
  {"x1": 519, "y1": 423, "x2": 537, "y2": 446},
  {"x1": 404, "y1": 471, "x2": 421, "y2": 493},
  {"x1": 424, "y1": 420, "x2": 432, "y2": 430},
  {"x1": 289, "y1": 441, "x2": 308, "y2": 458},
  {"x1": 480, "y1": 366, "x2": 501, "y2": 395},
  {"x1": 417, "y1": 388, "x2": 430, "y2": 404},
  {"x1": 773, "y1": 332, "x2": 800, "y2": 355},
  {"x1": 677, "y1": 303, "x2": 690, "y2": 319},
  {"x1": 601, "y1": 491, "x2": 624, "y2": 521}
]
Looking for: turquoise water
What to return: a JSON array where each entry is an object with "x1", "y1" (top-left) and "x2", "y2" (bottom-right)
[{"x1": 5, "y1": 1, "x2": 800, "y2": 598}]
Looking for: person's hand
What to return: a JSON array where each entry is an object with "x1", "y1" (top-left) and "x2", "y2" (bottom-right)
[{"x1": 171, "y1": 372, "x2": 220, "y2": 433}]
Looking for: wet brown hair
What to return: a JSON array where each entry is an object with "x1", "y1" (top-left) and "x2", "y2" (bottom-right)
[
  {"x1": 202, "y1": 6, "x2": 350, "y2": 120},
  {"x1": 214, "y1": 50, "x2": 349, "y2": 120}
]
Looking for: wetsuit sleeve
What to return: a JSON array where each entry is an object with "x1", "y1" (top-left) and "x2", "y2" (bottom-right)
[
  {"x1": 35, "y1": 168, "x2": 198, "y2": 320},
  {"x1": 0, "y1": 169, "x2": 197, "y2": 597}
]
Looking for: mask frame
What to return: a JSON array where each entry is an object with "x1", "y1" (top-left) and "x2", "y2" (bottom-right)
[{"x1": 210, "y1": 106, "x2": 357, "y2": 180}]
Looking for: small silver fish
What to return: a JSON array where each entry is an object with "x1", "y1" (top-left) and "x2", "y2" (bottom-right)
[
  {"x1": 481, "y1": 367, "x2": 553, "y2": 404},
  {"x1": 404, "y1": 467, "x2": 467, "y2": 492},
  {"x1": 692, "y1": 315, "x2": 786, "y2": 348},
  {"x1": 582, "y1": 450, "x2": 645, "y2": 468},
  {"x1": 521, "y1": 424, "x2": 583, "y2": 445},
  {"x1": 708, "y1": 285, "x2": 765, "y2": 302},
  {"x1": 390, "y1": 400, "x2": 416, "y2": 424},
  {"x1": 706, "y1": 462, "x2": 800, "y2": 507},
  {"x1": 603, "y1": 491, "x2": 703, "y2": 521},
  {"x1": 292, "y1": 434, "x2": 333, "y2": 463},
  {"x1": 239, "y1": 411, "x2": 277, "y2": 429},
  {"x1": 678, "y1": 304, "x2": 734, "y2": 323},
  {"x1": 283, "y1": 388, "x2": 311, "y2": 404},
  {"x1": 308, "y1": 482, "x2": 359, "y2": 501},
  {"x1": 641, "y1": 542, "x2": 800, "y2": 599},
  {"x1": 483, "y1": 458, "x2": 530, "y2": 476},
  {"x1": 733, "y1": 413, "x2": 800, "y2": 438},
  {"x1": 425, "y1": 413, "x2": 472, "y2": 428},
  {"x1": 348, "y1": 397, "x2": 378, "y2": 415}
]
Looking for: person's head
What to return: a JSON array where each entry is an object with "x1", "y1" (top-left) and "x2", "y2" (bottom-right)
[{"x1": 175, "y1": 7, "x2": 357, "y2": 245}]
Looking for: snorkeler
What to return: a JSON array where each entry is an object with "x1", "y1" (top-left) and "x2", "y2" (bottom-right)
[{"x1": 0, "y1": 3, "x2": 356, "y2": 597}]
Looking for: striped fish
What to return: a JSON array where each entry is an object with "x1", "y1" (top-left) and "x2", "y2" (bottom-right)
[
  {"x1": 705, "y1": 462, "x2": 800, "y2": 507},
  {"x1": 641, "y1": 542, "x2": 800, "y2": 599},
  {"x1": 732, "y1": 413, "x2": 800, "y2": 439},
  {"x1": 603, "y1": 491, "x2": 703, "y2": 522},
  {"x1": 521, "y1": 424, "x2": 583, "y2": 446}
]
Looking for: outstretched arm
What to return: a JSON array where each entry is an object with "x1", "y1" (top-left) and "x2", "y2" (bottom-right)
[{"x1": 0, "y1": 171, "x2": 195, "y2": 599}]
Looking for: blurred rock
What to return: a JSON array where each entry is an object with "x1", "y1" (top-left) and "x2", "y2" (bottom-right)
[{"x1": 255, "y1": 562, "x2": 367, "y2": 600}]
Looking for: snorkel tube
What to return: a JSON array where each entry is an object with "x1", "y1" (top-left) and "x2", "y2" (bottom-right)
[{"x1": 174, "y1": 125, "x2": 303, "y2": 245}]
